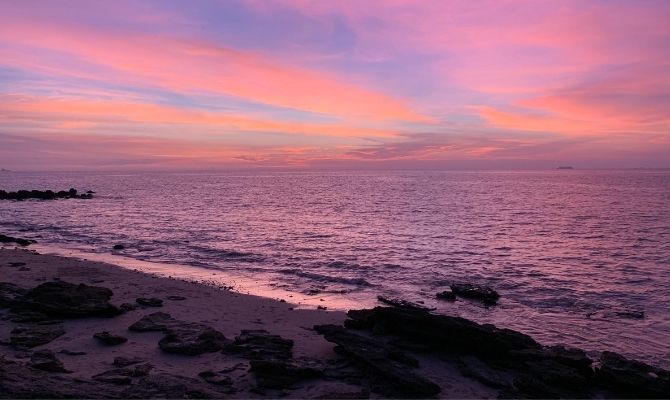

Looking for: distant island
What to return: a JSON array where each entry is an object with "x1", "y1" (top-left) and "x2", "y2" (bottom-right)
[{"x1": 557, "y1": 166, "x2": 574, "y2": 170}]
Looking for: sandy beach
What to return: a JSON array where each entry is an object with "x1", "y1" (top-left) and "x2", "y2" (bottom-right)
[{"x1": 0, "y1": 246, "x2": 498, "y2": 398}]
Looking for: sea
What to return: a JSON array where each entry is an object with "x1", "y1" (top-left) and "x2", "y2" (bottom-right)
[{"x1": 1, "y1": 170, "x2": 669, "y2": 368}]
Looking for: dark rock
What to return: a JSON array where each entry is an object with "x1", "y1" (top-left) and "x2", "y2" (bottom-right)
[
  {"x1": 59, "y1": 349, "x2": 87, "y2": 356},
  {"x1": 10, "y1": 324, "x2": 65, "y2": 347},
  {"x1": 113, "y1": 356, "x2": 145, "y2": 367},
  {"x1": 0, "y1": 189, "x2": 93, "y2": 201},
  {"x1": 119, "y1": 302, "x2": 137, "y2": 312},
  {"x1": 30, "y1": 349, "x2": 70, "y2": 373},
  {"x1": 8, "y1": 262, "x2": 27, "y2": 267},
  {"x1": 198, "y1": 370, "x2": 233, "y2": 386},
  {"x1": 458, "y1": 355, "x2": 511, "y2": 388},
  {"x1": 0, "y1": 282, "x2": 26, "y2": 307},
  {"x1": 450, "y1": 283, "x2": 500, "y2": 304},
  {"x1": 250, "y1": 358, "x2": 323, "y2": 389},
  {"x1": 158, "y1": 322, "x2": 228, "y2": 355},
  {"x1": 436, "y1": 290, "x2": 456, "y2": 301},
  {"x1": 132, "y1": 363, "x2": 154, "y2": 377},
  {"x1": 225, "y1": 329, "x2": 294, "y2": 361},
  {"x1": 112, "y1": 244, "x2": 125, "y2": 250},
  {"x1": 313, "y1": 390, "x2": 370, "y2": 399},
  {"x1": 376, "y1": 295, "x2": 433, "y2": 311},
  {"x1": 93, "y1": 331, "x2": 128, "y2": 345},
  {"x1": 509, "y1": 345, "x2": 593, "y2": 376},
  {"x1": 0, "y1": 234, "x2": 34, "y2": 246},
  {"x1": 314, "y1": 324, "x2": 440, "y2": 398},
  {"x1": 167, "y1": 295, "x2": 186, "y2": 301},
  {"x1": 136, "y1": 297, "x2": 163, "y2": 307},
  {"x1": 93, "y1": 368, "x2": 133, "y2": 385},
  {"x1": 16, "y1": 281, "x2": 121, "y2": 318},
  {"x1": 128, "y1": 312, "x2": 175, "y2": 332},
  {"x1": 596, "y1": 351, "x2": 670, "y2": 398}
]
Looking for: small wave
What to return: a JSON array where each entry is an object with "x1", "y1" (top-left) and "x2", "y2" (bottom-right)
[
  {"x1": 187, "y1": 245, "x2": 265, "y2": 262},
  {"x1": 278, "y1": 268, "x2": 371, "y2": 286}
]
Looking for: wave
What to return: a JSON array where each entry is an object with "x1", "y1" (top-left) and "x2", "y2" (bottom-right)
[{"x1": 278, "y1": 268, "x2": 371, "y2": 287}]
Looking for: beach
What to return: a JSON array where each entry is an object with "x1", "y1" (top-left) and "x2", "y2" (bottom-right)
[{"x1": 0, "y1": 246, "x2": 497, "y2": 398}]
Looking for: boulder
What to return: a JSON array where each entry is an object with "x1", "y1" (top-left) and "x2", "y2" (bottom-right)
[
  {"x1": 93, "y1": 331, "x2": 128, "y2": 345},
  {"x1": 30, "y1": 349, "x2": 70, "y2": 373},
  {"x1": 10, "y1": 324, "x2": 65, "y2": 348},
  {"x1": 314, "y1": 324, "x2": 440, "y2": 398},
  {"x1": 158, "y1": 323, "x2": 228, "y2": 355},
  {"x1": 128, "y1": 312, "x2": 175, "y2": 332},
  {"x1": 450, "y1": 283, "x2": 500, "y2": 304},
  {"x1": 16, "y1": 281, "x2": 121, "y2": 318},
  {"x1": 225, "y1": 329, "x2": 294, "y2": 361}
]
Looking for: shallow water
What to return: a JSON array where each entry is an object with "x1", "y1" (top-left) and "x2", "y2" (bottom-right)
[{"x1": 1, "y1": 170, "x2": 669, "y2": 368}]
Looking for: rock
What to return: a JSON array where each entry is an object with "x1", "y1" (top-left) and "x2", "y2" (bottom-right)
[
  {"x1": 376, "y1": 295, "x2": 433, "y2": 311},
  {"x1": 596, "y1": 351, "x2": 670, "y2": 398},
  {"x1": 198, "y1": 370, "x2": 233, "y2": 386},
  {"x1": 112, "y1": 244, "x2": 125, "y2": 250},
  {"x1": 132, "y1": 363, "x2": 154, "y2": 377},
  {"x1": 167, "y1": 295, "x2": 186, "y2": 301},
  {"x1": 93, "y1": 368, "x2": 133, "y2": 385},
  {"x1": 136, "y1": 297, "x2": 163, "y2": 307},
  {"x1": 59, "y1": 349, "x2": 87, "y2": 356},
  {"x1": 458, "y1": 355, "x2": 511, "y2": 388},
  {"x1": 119, "y1": 302, "x2": 137, "y2": 312},
  {"x1": 93, "y1": 331, "x2": 128, "y2": 345},
  {"x1": 0, "y1": 234, "x2": 34, "y2": 246},
  {"x1": 158, "y1": 322, "x2": 228, "y2": 355},
  {"x1": 314, "y1": 324, "x2": 440, "y2": 398},
  {"x1": 113, "y1": 356, "x2": 145, "y2": 367},
  {"x1": 436, "y1": 290, "x2": 456, "y2": 301},
  {"x1": 225, "y1": 329, "x2": 294, "y2": 361},
  {"x1": 15, "y1": 281, "x2": 121, "y2": 318},
  {"x1": 128, "y1": 312, "x2": 175, "y2": 331},
  {"x1": 9, "y1": 262, "x2": 27, "y2": 267},
  {"x1": 450, "y1": 283, "x2": 500, "y2": 304},
  {"x1": 10, "y1": 324, "x2": 65, "y2": 347},
  {"x1": 30, "y1": 349, "x2": 70, "y2": 373},
  {"x1": 0, "y1": 282, "x2": 26, "y2": 307},
  {"x1": 250, "y1": 358, "x2": 323, "y2": 389},
  {"x1": 509, "y1": 345, "x2": 593, "y2": 376}
]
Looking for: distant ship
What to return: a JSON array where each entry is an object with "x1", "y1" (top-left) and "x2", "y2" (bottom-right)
[{"x1": 557, "y1": 166, "x2": 574, "y2": 170}]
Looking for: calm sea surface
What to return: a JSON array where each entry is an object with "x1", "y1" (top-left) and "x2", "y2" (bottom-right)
[{"x1": 1, "y1": 170, "x2": 669, "y2": 367}]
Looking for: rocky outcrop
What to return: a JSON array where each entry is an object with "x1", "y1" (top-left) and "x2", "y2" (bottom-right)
[
  {"x1": 0, "y1": 235, "x2": 34, "y2": 247},
  {"x1": 15, "y1": 281, "x2": 121, "y2": 318},
  {"x1": 314, "y1": 324, "x2": 441, "y2": 398},
  {"x1": 449, "y1": 283, "x2": 500, "y2": 305},
  {"x1": 596, "y1": 351, "x2": 670, "y2": 398},
  {"x1": 224, "y1": 329, "x2": 294, "y2": 361},
  {"x1": 0, "y1": 188, "x2": 93, "y2": 201},
  {"x1": 129, "y1": 312, "x2": 228, "y2": 356},
  {"x1": 10, "y1": 324, "x2": 66, "y2": 348}
]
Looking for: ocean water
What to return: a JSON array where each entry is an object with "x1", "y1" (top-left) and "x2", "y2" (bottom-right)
[{"x1": 1, "y1": 170, "x2": 669, "y2": 368}]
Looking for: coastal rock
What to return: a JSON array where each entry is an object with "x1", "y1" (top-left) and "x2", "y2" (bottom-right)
[
  {"x1": 136, "y1": 297, "x2": 163, "y2": 307},
  {"x1": 198, "y1": 370, "x2": 234, "y2": 386},
  {"x1": 93, "y1": 331, "x2": 128, "y2": 345},
  {"x1": 314, "y1": 324, "x2": 440, "y2": 398},
  {"x1": 0, "y1": 188, "x2": 93, "y2": 201},
  {"x1": 10, "y1": 324, "x2": 66, "y2": 348},
  {"x1": 59, "y1": 349, "x2": 87, "y2": 356},
  {"x1": 596, "y1": 351, "x2": 670, "y2": 398},
  {"x1": 30, "y1": 349, "x2": 70, "y2": 373},
  {"x1": 158, "y1": 323, "x2": 228, "y2": 355},
  {"x1": 0, "y1": 282, "x2": 26, "y2": 307},
  {"x1": 112, "y1": 244, "x2": 125, "y2": 250},
  {"x1": 0, "y1": 234, "x2": 34, "y2": 246},
  {"x1": 436, "y1": 290, "x2": 456, "y2": 301},
  {"x1": 376, "y1": 295, "x2": 433, "y2": 311},
  {"x1": 250, "y1": 358, "x2": 323, "y2": 389},
  {"x1": 16, "y1": 281, "x2": 121, "y2": 318},
  {"x1": 450, "y1": 283, "x2": 500, "y2": 304},
  {"x1": 458, "y1": 355, "x2": 511, "y2": 388},
  {"x1": 128, "y1": 312, "x2": 175, "y2": 331},
  {"x1": 93, "y1": 368, "x2": 133, "y2": 385},
  {"x1": 225, "y1": 329, "x2": 294, "y2": 361},
  {"x1": 113, "y1": 356, "x2": 145, "y2": 367}
]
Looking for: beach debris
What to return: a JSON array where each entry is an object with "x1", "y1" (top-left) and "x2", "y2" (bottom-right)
[
  {"x1": 314, "y1": 324, "x2": 440, "y2": 398},
  {"x1": 14, "y1": 281, "x2": 121, "y2": 318},
  {"x1": 93, "y1": 331, "x2": 128, "y2": 345},
  {"x1": 30, "y1": 349, "x2": 70, "y2": 373},
  {"x1": 136, "y1": 297, "x2": 163, "y2": 307},
  {"x1": 10, "y1": 324, "x2": 66, "y2": 348},
  {"x1": 0, "y1": 234, "x2": 35, "y2": 246},
  {"x1": 250, "y1": 358, "x2": 324, "y2": 389},
  {"x1": 450, "y1": 283, "x2": 500, "y2": 305},
  {"x1": 198, "y1": 370, "x2": 234, "y2": 386},
  {"x1": 0, "y1": 188, "x2": 93, "y2": 201},
  {"x1": 436, "y1": 290, "x2": 456, "y2": 301},
  {"x1": 113, "y1": 356, "x2": 145, "y2": 367},
  {"x1": 129, "y1": 312, "x2": 228, "y2": 355},
  {"x1": 112, "y1": 244, "x2": 125, "y2": 250},
  {"x1": 376, "y1": 295, "x2": 434, "y2": 311},
  {"x1": 225, "y1": 329, "x2": 294, "y2": 361}
]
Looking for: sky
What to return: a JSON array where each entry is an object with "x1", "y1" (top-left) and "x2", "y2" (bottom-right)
[{"x1": 1, "y1": 0, "x2": 669, "y2": 170}]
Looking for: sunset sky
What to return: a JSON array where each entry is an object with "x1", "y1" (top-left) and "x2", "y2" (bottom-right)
[{"x1": 1, "y1": 0, "x2": 669, "y2": 170}]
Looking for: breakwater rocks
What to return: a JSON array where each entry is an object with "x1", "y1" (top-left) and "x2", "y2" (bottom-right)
[
  {"x1": 0, "y1": 188, "x2": 93, "y2": 200},
  {"x1": 316, "y1": 306, "x2": 670, "y2": 399}
]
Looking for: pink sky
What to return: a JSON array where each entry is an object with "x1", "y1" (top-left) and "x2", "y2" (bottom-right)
[{"x1": 0, "y1": 0, "x2": 668, "y2": 170}]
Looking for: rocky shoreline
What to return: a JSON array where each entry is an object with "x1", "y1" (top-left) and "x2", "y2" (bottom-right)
[
  {"x1": 0, "y1": 188, "x2": 93, "y2": 201},
  {"x1": 0, "y1": 248, "x2": 668, "y2": 399}
]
